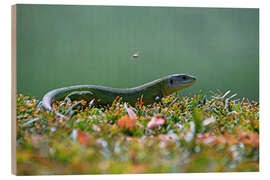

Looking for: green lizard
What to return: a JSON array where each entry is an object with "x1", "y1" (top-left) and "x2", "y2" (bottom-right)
[{"x1": 41, "y1": 74, "x2": 196, "y2": 116}]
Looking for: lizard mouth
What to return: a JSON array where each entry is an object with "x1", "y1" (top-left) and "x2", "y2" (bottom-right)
[
  {"x1": 169, "y1": 74, "x2": 197, "y2": 86},
  {"x1": 163, "y1": 74, "x2": 197, "y2": 96},
  {"x1": 187, "y1": 76, "x2": 197, "y2": 84}
]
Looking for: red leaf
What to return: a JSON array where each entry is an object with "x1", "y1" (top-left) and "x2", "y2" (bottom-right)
[{"x1": 77, "y1": 130, "x2": 88, "y2": 146}]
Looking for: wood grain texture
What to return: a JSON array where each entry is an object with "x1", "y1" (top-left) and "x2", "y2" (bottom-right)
[{"x1": 11, "y1": 4, "x2": 17, "y2": 175}]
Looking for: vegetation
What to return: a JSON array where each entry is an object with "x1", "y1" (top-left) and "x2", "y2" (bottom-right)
[{"x1": 16, "y1": 90, "x2": 259, "y2": 175}]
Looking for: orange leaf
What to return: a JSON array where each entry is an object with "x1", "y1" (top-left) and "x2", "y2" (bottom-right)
[
  {"x1": 139, "y1": 94, "x2": 144, "y2": 109},
  {"x1": 237, "y1": 130, "x2": 259, "y2": 148},
  {"x1": 81, "y1": 101, "x2": 87, "y2": 105},
  {"x1": 77, "y1": 130, "x2": 89, "y2": 146},
  {"x1": 117, "y1": 115, "x2": 136, "y2": 129},
  {"x1": 114, "y1": 96, "x2": 120, "y2": 102}
]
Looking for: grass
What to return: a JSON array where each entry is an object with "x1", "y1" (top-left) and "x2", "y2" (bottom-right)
[{"x1": 16, "y1": 90, "x2": 259, "y2": 175}]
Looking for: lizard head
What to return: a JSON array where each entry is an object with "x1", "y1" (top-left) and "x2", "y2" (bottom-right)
[{"x1": 162, "y1": 74, "x2": 197, "y2": 96}]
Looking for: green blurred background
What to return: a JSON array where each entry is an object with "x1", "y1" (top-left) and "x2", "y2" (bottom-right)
[{"x1": 16, "y1": 5, "x2": 259, "y2": 100}]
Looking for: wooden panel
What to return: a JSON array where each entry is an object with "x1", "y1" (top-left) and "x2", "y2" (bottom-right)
[{"x1": 11, "y1": 4, "x2": 17, "y2": 175}]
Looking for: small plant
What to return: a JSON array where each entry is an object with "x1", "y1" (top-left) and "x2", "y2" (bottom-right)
[{"x1": 16, "y1": 90, "x2": 259, "y2": 175}]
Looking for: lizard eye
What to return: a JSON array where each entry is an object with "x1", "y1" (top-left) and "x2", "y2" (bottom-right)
[
  {"x1": 182, "y1": 76, "x2": 187, "y2": 80},
  {"x1": 170, "y1": 79, "x2": 174, "y2": 85}
]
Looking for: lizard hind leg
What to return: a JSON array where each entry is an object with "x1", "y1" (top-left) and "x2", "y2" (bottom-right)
[
  {"x1": 63, "y1": 91, "x2": 95, "y2": 119},
  {"x1": 64, "y1": 91, "x2": 95, "y2": 102}
]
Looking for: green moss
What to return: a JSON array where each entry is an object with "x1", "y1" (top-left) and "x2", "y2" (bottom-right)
[{"x1": 16, "y1": 90, "x2": 259, "y2": 175}]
